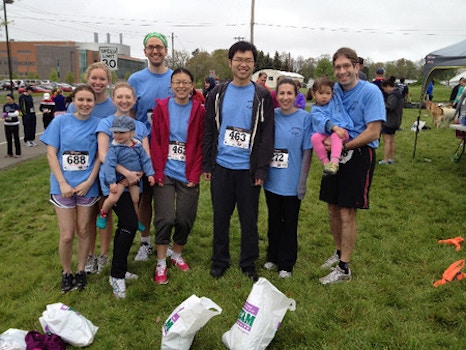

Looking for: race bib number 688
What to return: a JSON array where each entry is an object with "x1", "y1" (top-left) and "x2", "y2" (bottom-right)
[{"x1": 62, "y1": 151, "x2": 89, "y2": 171}]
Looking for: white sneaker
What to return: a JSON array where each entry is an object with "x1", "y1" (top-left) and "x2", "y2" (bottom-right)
[
  {"x1": 263, "y1": 262, "x2": 277, "y2": 270},
  {"x1": 125, "y1": 271, "x2": 139, "y2": 280},
  {"x1": 25, "y1": 141, "x2": 33, "y2": 147},
  {"x1": 97, "y1": 255, "x2": 109, "y2": 274},
  {"x1": 85, "y1": 255, "x2": 98, "y2": 274},
  {"x1": 320, "y1": 252, "x2": 339, "y2": 269},
  {"x1": 109, "y1": 276, "x2": 126, "y2": 299},
  {"x1": 319, "y1": 266, "x2": 352, "y2": 285},
  {"x1": 31, "y1": 141, "x2": 38, "y2": 147},
  {"x1": 134, "y1": 243, "x2": 152, "y2": 261},
  {"x1": 278, "y1": 270, "x2": 292, "y2": 279}
]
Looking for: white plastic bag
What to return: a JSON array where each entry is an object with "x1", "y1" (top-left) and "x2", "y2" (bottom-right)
[
  {"x1": 38, "y1": 303, "x2": 98, "y2": 347},
  {"x1": 222, "y1": 277, "x2": 296, "y2": 350},
  {"x1": 161, "y1": 294, "x2": 222, "y2": 350},
  {"x1": 0, "y1": 328, "x2": 27, "y2": 350}
]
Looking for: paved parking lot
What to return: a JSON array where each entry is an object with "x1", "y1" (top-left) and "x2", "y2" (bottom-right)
[{"x1": 0, "y1": 94, "x2": 47, "y2": 170}]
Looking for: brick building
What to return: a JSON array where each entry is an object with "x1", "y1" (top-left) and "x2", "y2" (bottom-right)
[{"x1": 0, "y1": 40, "x2": 146, "y2": 82}]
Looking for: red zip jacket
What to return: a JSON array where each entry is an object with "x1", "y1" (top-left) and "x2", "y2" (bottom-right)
[{"x1": 151, "y1": 97, "x2": 205, "y2": 184}]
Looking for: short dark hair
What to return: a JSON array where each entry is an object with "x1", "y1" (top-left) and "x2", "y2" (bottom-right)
[
  {"x1": 228, "y1": 41, "x2": 257, "y2": 61},
  {"x1": 333, "y1": 47, "x2": 358, "y2": 66},
  {"x1": 358, "y1": 57, "x2": 364, "y2": 65},
  {"x1": 382, "y1": 76, "x2": 396, "y2": 87},
  {"x1": 276, "y1": 78, "x2": 298, "y2": 95},
  {"x1": 171, "y1": 67, "x2": 194, "y2": 83},
  {"x1": 312, "y1": 76, "x2": 334, "y2": 93}
]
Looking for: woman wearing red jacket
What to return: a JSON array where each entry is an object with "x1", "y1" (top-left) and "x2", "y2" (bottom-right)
[{"x1": 151, "y1": 68, "x2": 205, "y2": 285}]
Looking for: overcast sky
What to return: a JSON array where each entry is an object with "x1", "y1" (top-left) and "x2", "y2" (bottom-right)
[{"x1": 4, "y1": 0, "x2": 466, "y2": 65}]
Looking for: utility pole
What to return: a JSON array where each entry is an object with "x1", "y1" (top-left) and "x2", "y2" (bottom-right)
[
  {"x1": 3, "y1": 0, "x2": 14, "y2": 95},
  {"x1": 250, "y1": 0, "x2": 255, "y2": 44}
]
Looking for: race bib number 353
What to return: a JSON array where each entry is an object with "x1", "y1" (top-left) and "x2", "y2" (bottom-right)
[
  {"x1": 224, "y1": 126, "x2": 251, "y2": 149},
  {"x1": 62, "y1": 151, "x2": 89, "y2": 171}
]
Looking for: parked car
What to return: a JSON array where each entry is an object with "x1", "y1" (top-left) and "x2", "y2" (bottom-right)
[
  {"x1": 56, "y1": 83, "x2": 74, "y2": 92},
  {"x1": 1, "y1": 80, "x2": 13, "y2": 90},
  {"x1": 18, "y1": 85, "x2": 51, "y2": 94}
]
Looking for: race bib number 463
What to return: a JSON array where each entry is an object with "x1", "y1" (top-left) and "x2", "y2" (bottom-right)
[
  {"x1": 62, "y1": 151, "x2": 89, "y2": 171},
  {"x1": 224, "y1": 126, "x2": 251, "y2": 149}
]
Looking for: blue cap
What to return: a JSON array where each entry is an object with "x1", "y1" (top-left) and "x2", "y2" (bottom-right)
[{"x1": 110, "y1": 116, "x2": 135, "y2": 132}]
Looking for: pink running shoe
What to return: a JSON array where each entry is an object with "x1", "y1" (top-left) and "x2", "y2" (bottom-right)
[
  {"x1": 154, "y1": 265, "x2": 168, "y2": 285},
  {"x1": 171, "y1": 256, "x2": 190, "y2": 271}
]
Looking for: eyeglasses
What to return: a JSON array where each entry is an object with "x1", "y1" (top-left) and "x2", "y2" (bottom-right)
[
  {"x1": 232, "y1": 58, "x2": 255, "y2": 65},
  {"x1": 171, "y1": 80, "x2": 192, "y2": 86},
  {"x1": 145, "y1": 45, "x2": 165, "y2": 52},
  {"x1": 334, "y1": 63, "x2": 354, "y2": 71}
]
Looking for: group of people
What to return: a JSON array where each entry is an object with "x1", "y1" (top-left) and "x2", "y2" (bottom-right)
[
  {"x1": 2, "y1": 85, "x2": 69, "y2": 159},
  {"x1": 39, "y1": 33, "x2": 386, "y2": 299}
]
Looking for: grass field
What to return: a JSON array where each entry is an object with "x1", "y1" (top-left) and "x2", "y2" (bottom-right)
[{"x1": 1, "y1": 103, "x2": 465, "y2": 349}]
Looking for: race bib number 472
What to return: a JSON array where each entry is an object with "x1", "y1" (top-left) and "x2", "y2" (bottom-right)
[
  {"x1": 270, "y1": 148, "x2": 289, "y2": 168},
  {"x1": 62, "y1": 151, "x2": 89, "y2": 171}
]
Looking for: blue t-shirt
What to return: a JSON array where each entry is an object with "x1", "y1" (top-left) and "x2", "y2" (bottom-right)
[
  {"x1": 310, "y1": 93, "x2": 354, "y2": 135},
  {"x1": 216, "y1": 83, "x2": 255, "y2": 170},
  {"x1": 67, "y1": 97, "x2": 116, "y2": 119},
  {"x1": 264, "y1": 108, "x2": 313, "y2": 196},
  {"x1": 164, "y1": 99, "x2": 191, "y2": 183},
  {"x1": 40, "y1": 113, "x2": 100, "y2": 197},
  {"x1": 128, "y1": 68, "x2": 173, "y2": 132},
  {"x1": 334, "y1": 80, "x2": 385, "y2": 148}
]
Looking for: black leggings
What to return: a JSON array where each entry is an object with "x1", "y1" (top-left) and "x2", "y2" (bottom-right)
[{"x1": 111, "y1": 192, "x2": 138, "y2": 278}]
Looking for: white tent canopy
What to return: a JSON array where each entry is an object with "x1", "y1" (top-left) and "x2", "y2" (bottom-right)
[
  {"x1": 449, "y1": 70, "x2": 466, "y2": 85},
  {"x1": 252, "y1": 69, "x2": 304, "y2": 89}
]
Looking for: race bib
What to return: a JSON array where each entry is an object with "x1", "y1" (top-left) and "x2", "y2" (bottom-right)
[
  {"x1": 270, "y1": 148, "x2": 289, "y2": 168},
  {"x1": 168, "y1": 141, "x2": 186, "y2": 162},
  {"x1": 62, "y1": 151, "x2": 89, "y2": 171},
  {"x1": 339, "y1": 150, "x2": 353, "y2": 164},
  {"x1": 224, "y1": 126, "x2": 251, "y2": 149}
]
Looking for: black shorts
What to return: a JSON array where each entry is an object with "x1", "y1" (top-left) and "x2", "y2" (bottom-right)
[
  {"x1": 381, "y1": 125, "x2": 397, "y2": 135},
  {"x1": 319, "y1": 146, "x2": 376, "y2": 209}
]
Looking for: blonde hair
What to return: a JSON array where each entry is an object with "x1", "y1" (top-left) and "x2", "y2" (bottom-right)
[
  {"x1": 112, "y1": 81, "x2": 136, "y2": 97},
  {"x1": 85, "y1": 62, "x2": 112, "y2": 84}
]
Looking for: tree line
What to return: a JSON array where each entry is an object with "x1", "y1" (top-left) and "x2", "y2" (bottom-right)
[{"x1": 169, "y1": 48, "x2": 457, "y2": 87}]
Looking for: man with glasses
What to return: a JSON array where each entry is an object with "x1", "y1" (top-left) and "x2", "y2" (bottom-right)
[
  {"x1": 318, "y1": 47, "x2": 385, "y2": 285},
  {"x1": 128, "y1": 32, "x2": 173, "y2": 262},
  {"x1": 202, "y1": 41, "x2": 274, "y2": 281}
]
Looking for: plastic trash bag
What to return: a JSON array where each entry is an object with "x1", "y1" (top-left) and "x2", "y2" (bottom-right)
[
  {"x1": 161, "y1": 294, "x2": 222, "y2": 350},
  {"x1": 38, "y1": 303, "x2": 98, "y2": 347},
  {"x1": 222, "y1": 277, "x2": 296, "y2": 350},
  {"x1": 0, "y1": 328, "x2": 27, "y2": 350}
]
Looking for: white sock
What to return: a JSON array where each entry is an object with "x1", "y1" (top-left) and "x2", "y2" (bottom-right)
[
  {"x1": 141, "y1": 236, "x2": 150, "y2": 244},
  {"x1": 157, "y1": 258, "x2": 166, "y2": 268},
  {"x1": 171, "y1": 252, "x2": 181, "y2": 261}
]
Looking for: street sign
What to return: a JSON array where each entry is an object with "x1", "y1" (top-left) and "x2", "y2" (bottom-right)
[{"x1": 99, "y1": 46, "x2": 118, "y2": 71}]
